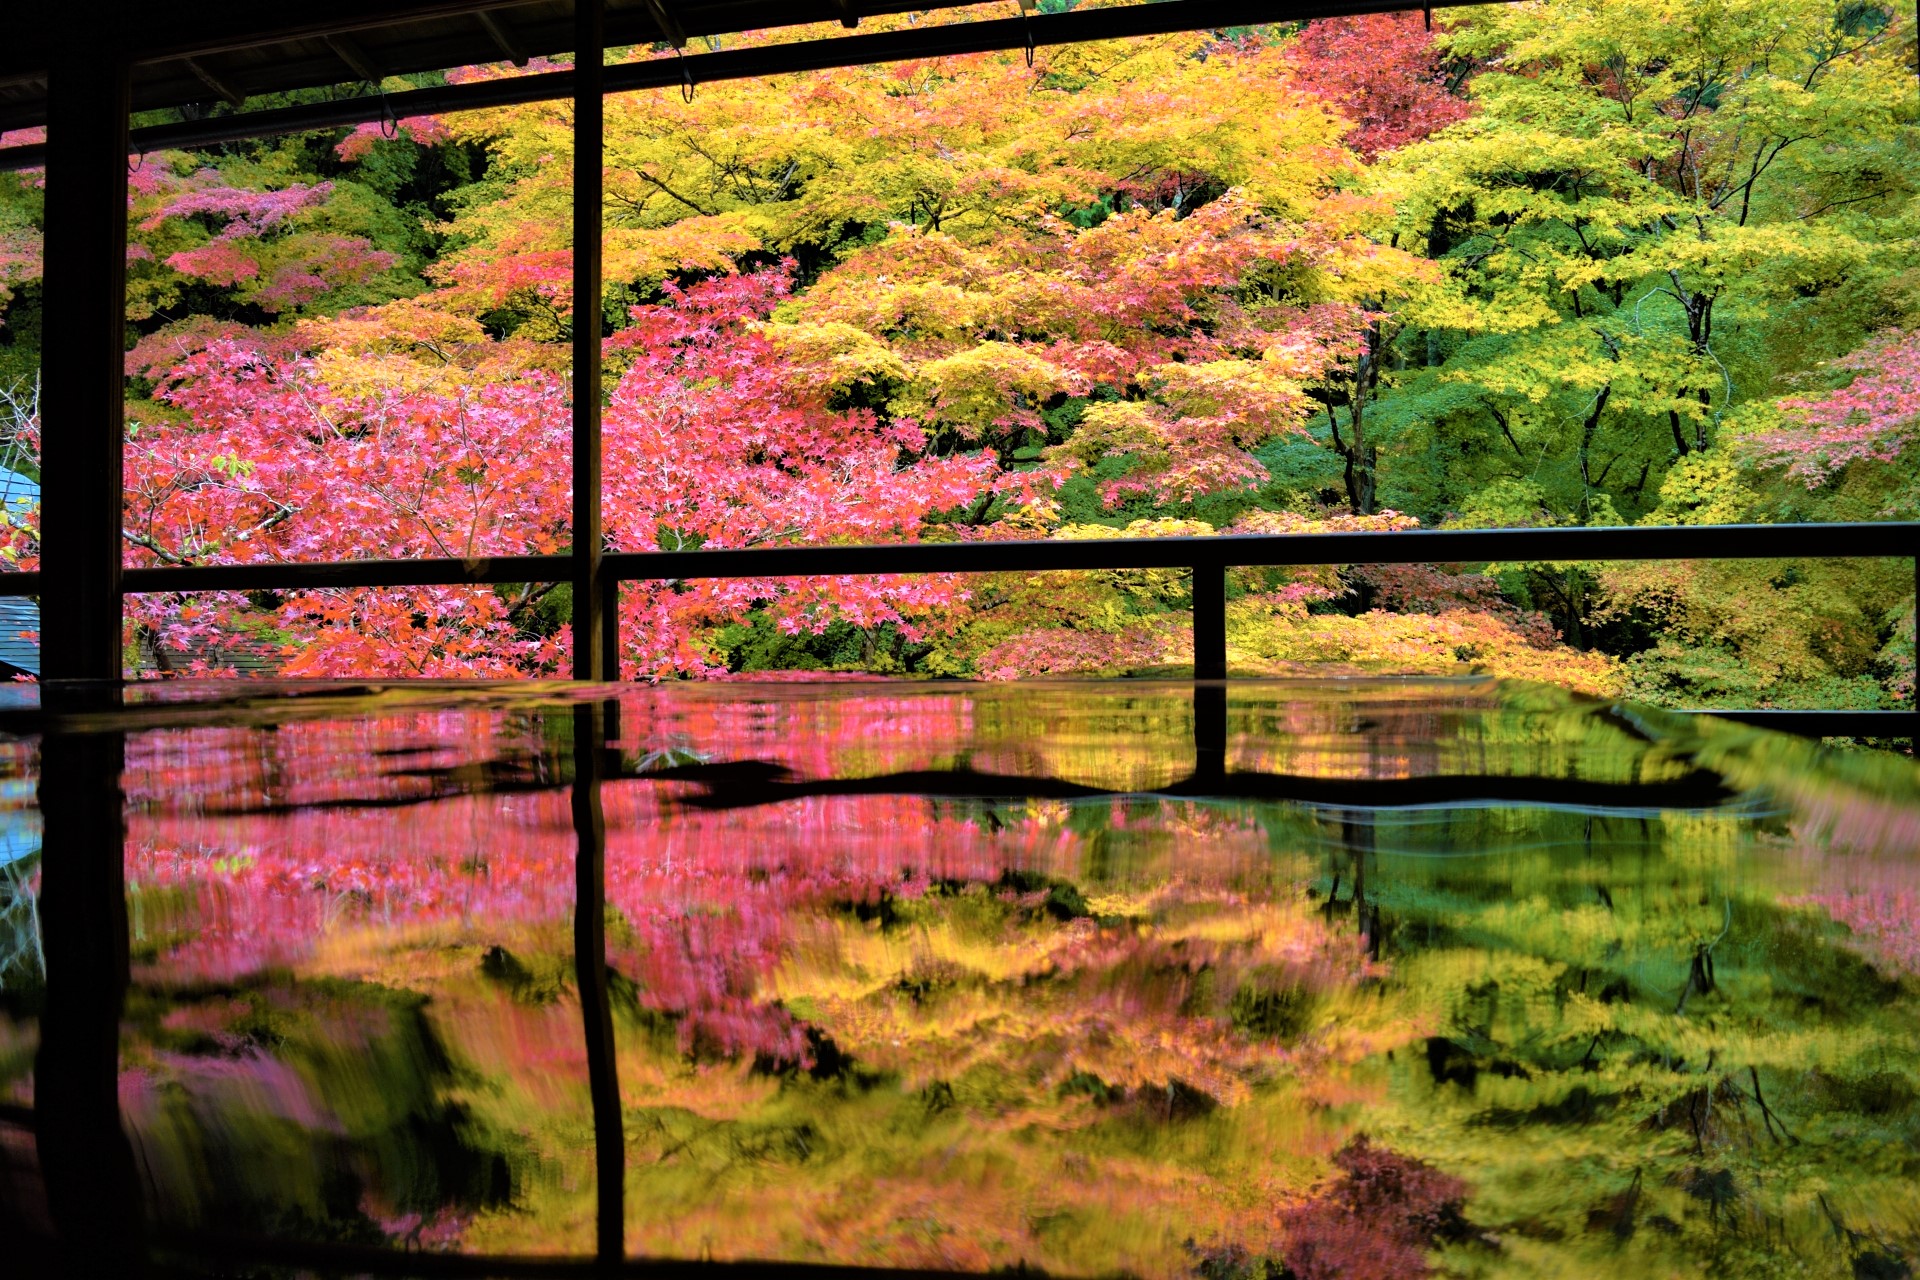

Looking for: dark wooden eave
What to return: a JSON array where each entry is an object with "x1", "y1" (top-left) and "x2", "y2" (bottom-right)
[
  {"x1": 0, "y1": 1, "x2": 997, "y2": 136},
  {"x1": 0, "y1": 0, "x2": 1492, "y2": 169}
]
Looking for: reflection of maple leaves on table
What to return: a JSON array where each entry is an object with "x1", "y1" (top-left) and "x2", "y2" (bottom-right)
[
  {"x1": 87, "y1": 685, "x2": 1920, "y2": 1273},
  {"x1": 1795, "y1": 887, "x2": 1920, "y2": 979}
]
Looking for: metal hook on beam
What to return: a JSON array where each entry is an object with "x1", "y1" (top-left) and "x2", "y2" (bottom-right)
[
  {"x1": 1017, "y1": 0, "x2": 1037, "y2": 67},
  {"x1": 677, "y1": 47, "x2": 695, "y2": 103}
]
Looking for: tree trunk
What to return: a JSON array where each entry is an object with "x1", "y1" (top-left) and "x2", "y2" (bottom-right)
[
  {"x1": 1343, "y1": 431, "x2": 1377, "y2": 516},
  {"x1": 1669, "y1": 407, "x2": 1692, "y2": 457},
  {"x1": 1578, "y1": 382, "x2": 1612, "y2": 522},
  {"x1": 1336, "y1": 319, "x2": 1383, "y2": 516},
  {"x1": 1669, "y1": 280, "x2": 1719, "y2": 453}
]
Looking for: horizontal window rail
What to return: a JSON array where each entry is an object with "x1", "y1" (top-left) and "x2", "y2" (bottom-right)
[
  {"x1": 3, "y1": 521, "x2": 1915, "y2": 738},
  {"x1": 0, "y1": 520, "x2": 1910, "y2": 595}
]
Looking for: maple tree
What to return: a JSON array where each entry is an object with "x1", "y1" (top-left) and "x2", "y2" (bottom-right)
[
  {"x1": 1385, "y1": 0, "x2": 1911, "y2": 476},
  {"x1": 117, "y1": 324, "x2": 572, "y2": 676},
  {"x1": 1346, "y1": 0, "x2": 1918, "y2": 707},
  {"x1": 424, "y1": 28, "x2": 1408, "y2": 522},
  {"x1": 600, "y1": 267, "x2": 998, "y2": 678},
  {"x1": 100, "y1": 262, "x2": 1001, "y2": 678}
]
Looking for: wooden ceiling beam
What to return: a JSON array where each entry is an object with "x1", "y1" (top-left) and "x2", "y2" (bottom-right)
[
  {"x1": 2, "y1": 3, "x2": 987, "y2": 129},
  {"x1": 476, "y1": 10, "x2": 532, "y2": 66},
  {"x1": 642, "y1": 0, "x2": 688, "y2": 49},
  {"x1": 5, "y1": 2, "x2": 538, "y2": 77},
  {"x1": 182, "y1": 57, "x2": 247, "y2": 109},
  {"x1": 325, "y1": 33, "x2": 387, "y2": 83}
]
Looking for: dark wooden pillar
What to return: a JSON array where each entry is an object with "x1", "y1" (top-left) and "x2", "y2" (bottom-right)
[
  {"x1": 39, "y1": 44, "x2": 131, "y2": 683},
  {"x1": 34, "y1": 45, "x2": 140, "y2": 1267},
  {"x1": 571, "y1": 0, "x2": 608, "y2": 681}
]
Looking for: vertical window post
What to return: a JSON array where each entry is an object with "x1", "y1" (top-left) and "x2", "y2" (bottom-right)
[
  {"x1": 602, "y1": 575, "x2": 621, "y2": 684},
  {"x1": 572, "y1": 0, "x2": 608, "y2": 681},
  {"x1": 1192, "y1": 555, "x2": 1228, "y2": 783},
  {"x1": 569, "y1": 6, "x2": 624, "y2": 1269},
  {"x1": 1192, "y1": 558, "x2": 1226, "y2": 681},
  {"x1": 40, "y1": 44, "x2": 131, "y2": 682}
]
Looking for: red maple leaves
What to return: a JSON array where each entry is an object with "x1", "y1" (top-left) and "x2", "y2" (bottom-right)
[
  {"x1": 114, "y1": 264, "x2": 998, "y2": 677},
  {"x1": 603, "y1": 267, "x2": 996, "y2": 677},
  {"x1": 1289, "y1": 13, "x2": 1473, "y2": 159}
]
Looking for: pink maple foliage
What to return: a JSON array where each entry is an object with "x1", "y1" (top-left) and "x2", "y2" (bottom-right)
[
  {"x1": 976, "y1": 618, "x2": 1190, "y2": 681},
  {"x1": 139, "y1": 177, "x2": 335, "y2": 239},
  {"x1": 601, "y1": 266, "x2": 999, "y2": 678},
  {"x1": 1793, "y1": 882, "x2": 1920, "y2": 979},
  {"x1": 132, "y1": 171, "x2": 397, "y2": 313},
  {"x1": 162, "y1": 240, "x2": 261, "y2": 286},
  {"x1": 117, "y1": 264, "x2": 1003, "y2": 678},
  {"x1": 123, "y1": 334, "x2": 573, "y2": 676},
  {"x1": 1355, "y1": 562, "x2": 1561, "y2": 648},
  {"x1": 1748, "y1": 330, "x2": 1920, "y2": 487},
  {"x1": 0, "y1": 127, "x2": 46, "y2": 189},
  {"x1": 334, "y1": 115, "x2": 456, "y2": 162}
]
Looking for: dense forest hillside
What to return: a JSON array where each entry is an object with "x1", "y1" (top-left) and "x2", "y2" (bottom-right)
[{"x1": 0, "y1": 0, "x2": 1914, "y2": 714}]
